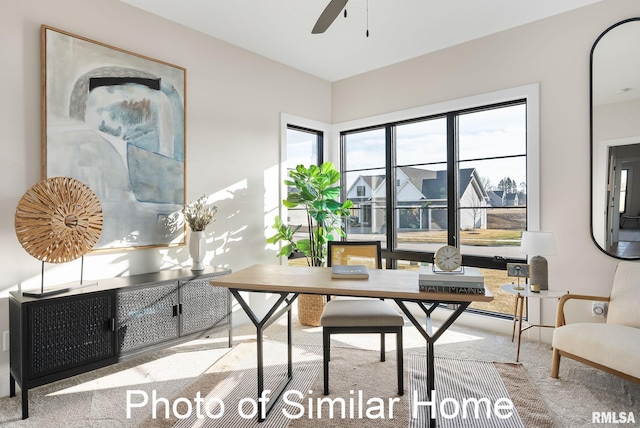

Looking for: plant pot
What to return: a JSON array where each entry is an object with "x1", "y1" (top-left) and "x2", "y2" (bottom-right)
[
  {"x1": 297, "y1": 294, "x2": 327, "y2": 326},
  {"x1": 189, "y1": 230, "x2": 207, "y2": 271}
]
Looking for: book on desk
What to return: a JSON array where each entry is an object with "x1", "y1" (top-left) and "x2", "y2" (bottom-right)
[
  {"x1": 331, "y1": 264, "x2": 369, "y2": 279},
  {"x1": 418, "y1": 266, "x2": 485, "y2": 294}
]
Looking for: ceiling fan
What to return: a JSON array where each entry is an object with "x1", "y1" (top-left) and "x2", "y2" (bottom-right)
[{"x1": 312, "y1": 0, "x2": 348, "y2": 34}]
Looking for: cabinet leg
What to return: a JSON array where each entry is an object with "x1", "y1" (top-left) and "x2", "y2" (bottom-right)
[
  {"x1": 9, "y1": 374, "x2": 15, "y2": 397},
  {"x1": 21, "y1": 388, "x2": 28, "y2": 419}
]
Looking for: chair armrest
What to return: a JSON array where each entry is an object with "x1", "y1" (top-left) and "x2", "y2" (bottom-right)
[{"x1": 556, "y1": 294, "x2": 610, "y2": 327}]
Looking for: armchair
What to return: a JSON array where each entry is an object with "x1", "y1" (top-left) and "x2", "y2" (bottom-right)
[{"x1": 551, "y1": 261, "x2": 640, "y2": 383}]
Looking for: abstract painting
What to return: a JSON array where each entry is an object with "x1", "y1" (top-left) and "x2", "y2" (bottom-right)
[{"x1": 42, "y1": 25, "x2": 186, "y2": 250}]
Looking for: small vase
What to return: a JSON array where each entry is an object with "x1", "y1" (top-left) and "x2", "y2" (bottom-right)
[{"x1": 189, "y1": 230, "x2": 207, "y2": 271}]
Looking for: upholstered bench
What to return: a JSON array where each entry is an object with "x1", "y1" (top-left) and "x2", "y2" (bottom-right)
[
  {"x1": 320, "y1": 298, "x2": 404, "y2": 395},
  {"x1": 551, "y1": 261, "x2": 640, "y2": 384}
]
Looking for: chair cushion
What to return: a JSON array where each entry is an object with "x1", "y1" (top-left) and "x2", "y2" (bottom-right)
[
  {"x1": 607, "y1": 261, "x2": 640, "y2": 328},
  {"x1": 552, "y1": 323, "x2": 640, "y2": 379},
  {"x1": 320, "y1": 299, "x2": 404, "y2": 327}
]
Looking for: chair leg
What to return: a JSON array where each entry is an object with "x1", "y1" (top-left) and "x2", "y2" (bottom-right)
[
  {"x1": 551, "y1": 348, "x2": 561, "y2": 378},
  {"x1": 396, "y1": 327, "x2": 404, "y2": 395},
  {"x1": 323, "y1": 328, "x2": 330, "y2": 395},
  {"x1": 380, "y1": 332, "x2": 386, "y2": 362}
]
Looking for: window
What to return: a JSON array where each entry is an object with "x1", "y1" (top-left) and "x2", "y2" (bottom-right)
[
  {"x1": 286, "y1": 125, "x2": 322, "y2": 172},
  {"x1": 356, "y1": 185, "x2": 366, "y2": 197},
  {"x1": 341, "y1": 99, "x2": 530, "y2": 317},
  {"x1": 286, "y1": 125, "x2": 323, "y2": 266},
  {"x1": 343, "y1": 127, "x2": 386, "y2": 242},
  {"x1": 619, "y1": 169, "x2": 628, "y2": 213}
]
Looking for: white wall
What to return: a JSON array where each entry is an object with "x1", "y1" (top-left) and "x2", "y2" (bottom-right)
[
  {"x1": 0, "y1": 0, "x2": 331, "y2": 396},
  {"x1": 331, "y1": 0, "x2": 640, "y2": 328}
]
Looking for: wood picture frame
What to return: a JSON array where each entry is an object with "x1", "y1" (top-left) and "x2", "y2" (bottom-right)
[{"x1": 41, "y1": 25, "x2": 186, "y2": 251}]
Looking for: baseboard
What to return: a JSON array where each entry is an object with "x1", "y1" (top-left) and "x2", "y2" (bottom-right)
[{"x1": 0, "y1": 372, "x2": 15, "y2": 398}]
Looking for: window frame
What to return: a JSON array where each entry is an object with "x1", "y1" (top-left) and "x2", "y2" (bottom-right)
[
  {"x1": 333, "y1": 85, "x2": 540, "y2": 271},
  {"x1": 277, "y1": 114, "x2": 332, "y2": 263}
]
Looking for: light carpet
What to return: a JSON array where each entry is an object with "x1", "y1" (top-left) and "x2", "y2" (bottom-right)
[
  {"x1": 0, "y1": 340, "x2": 234, "y2": 427},
  {"x1": 147, "y1": 341, "x2": 555, "y2": 428}
]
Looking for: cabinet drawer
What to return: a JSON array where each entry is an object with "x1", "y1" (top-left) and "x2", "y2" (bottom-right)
[
  {"x1": 117, "y1": 281, "x2": 179, "y2": 353},
  {"x1": 29, "y1": 293, "x2": 115, "y2": 378},
  {"x1": 180, "y1": 278, "x2": 230, "y2": 335}
]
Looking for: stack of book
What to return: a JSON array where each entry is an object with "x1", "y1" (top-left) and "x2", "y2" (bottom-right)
[
  {"x1": 418, "y1": 266, "x2": 485, "y2": 294},
  {"x1": 331, "y1": 264, "x2": 369, "y2": 279}
]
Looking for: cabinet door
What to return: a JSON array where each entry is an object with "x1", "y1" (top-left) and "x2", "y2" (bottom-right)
[
  {"x1": 29, "y1": 292, "x2": 115, "y2": 379},
  {"x1": 180, "y1": 278, "x2": 230, "y2": 336},
  {"x1": 117, "y1": 281, "x2": 179, "y2": 353}
]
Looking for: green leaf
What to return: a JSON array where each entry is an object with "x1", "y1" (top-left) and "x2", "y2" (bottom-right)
[
  {"x1": 322, "y1": 187, "x2": 340, "y2": 200},
  {"x1": 324, "y1": 199, "x2": 342, "y2": 211},
  {"x1": 296, "y1": 239, "x2": 311, "y2": 255},
  {"x1": 326, "y1": 169, "x2": 341, "y2": 184},
  {"x1": 320, "y1": 162, "x2": 335, "y2": 174},
  {"x1": 282, "y1": 199, "x2": 299, "y2": 209}
]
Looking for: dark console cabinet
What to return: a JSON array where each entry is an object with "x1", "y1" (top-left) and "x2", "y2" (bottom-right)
[{"x1": 9, "y1": 267, "x2": 231, "y2": 419}]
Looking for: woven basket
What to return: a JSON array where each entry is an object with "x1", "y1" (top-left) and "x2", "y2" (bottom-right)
[{"x1": 297, "y1": 294, "x2": 326, "y2": 327}]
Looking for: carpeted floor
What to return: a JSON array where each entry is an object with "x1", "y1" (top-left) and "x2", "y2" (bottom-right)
[
  {"x1": 0, "y1": 316, "x2": 638, "y2": 427},
  {"x1": 142, "y1": 341, "x2": 554, "y2": 428}
]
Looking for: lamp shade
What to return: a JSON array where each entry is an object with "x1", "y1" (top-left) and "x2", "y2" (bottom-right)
[{"x1": 521, "y1": 231, "x2": 556, "y2": 256}]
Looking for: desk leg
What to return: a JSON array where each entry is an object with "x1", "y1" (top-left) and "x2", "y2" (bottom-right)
[
  {"x1": 511, "y1": 295, "x2": 519, "y2": 342},
  {"x1": 516, "y1": 296, "x2": 525, "y2": 362},
  {"x1": 229, "y1": 289, "x2": 298, "y2": 421},
  {"x1": 394, "y1": 300, "x2": 470, "y2": 428}
]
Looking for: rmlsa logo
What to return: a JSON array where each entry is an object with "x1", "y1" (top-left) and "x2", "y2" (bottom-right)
[{"x1": 592, "y1": 412, "x2": 636, "y2": 424}]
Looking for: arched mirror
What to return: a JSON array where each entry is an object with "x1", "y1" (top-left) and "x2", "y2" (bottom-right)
[{"x1": 591, "y1": 18, "x2": 640, "y2": 259}]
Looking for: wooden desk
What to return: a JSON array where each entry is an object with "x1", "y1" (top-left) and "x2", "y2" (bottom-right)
[{"x1": 211, "y1": 264, "x2": 493, "y2": 425}]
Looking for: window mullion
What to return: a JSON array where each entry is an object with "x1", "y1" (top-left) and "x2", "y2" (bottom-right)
[
  {"x1": 386, "y1": 124, "x2": 396, "y2": 269},
  {"x1": 446, "y1": 112, "x2": 459, "y2": 248}
]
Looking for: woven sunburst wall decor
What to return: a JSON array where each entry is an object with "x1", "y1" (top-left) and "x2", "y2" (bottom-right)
[{"x1": 15, "y1": 177, "x2": 103, "y2": 263}]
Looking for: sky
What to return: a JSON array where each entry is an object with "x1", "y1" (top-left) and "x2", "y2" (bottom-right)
[{"x1": 287, "y1": 103, "x2": 527, "y2": 193}]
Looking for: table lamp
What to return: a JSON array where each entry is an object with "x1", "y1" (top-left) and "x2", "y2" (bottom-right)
[{"x1": 520, "y1": 231, "x2": 556, "y2": 292}]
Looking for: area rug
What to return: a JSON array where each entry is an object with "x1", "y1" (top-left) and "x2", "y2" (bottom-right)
[
  {"x1": 409, "y1": 355, "x2": 557, "y2": 428},
  {"x1": 146, "y1": 342, "x2": 556, "y2": 428},
  {"x1": 139, "y1": 341, "x2": 324, "y2": 428}
]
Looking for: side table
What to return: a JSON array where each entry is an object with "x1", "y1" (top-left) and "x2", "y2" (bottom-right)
[{"x1": 500, "y1": 283, "x2": 566, "y2": 362}]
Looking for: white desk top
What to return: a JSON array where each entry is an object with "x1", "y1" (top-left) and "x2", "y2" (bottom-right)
[{"x1": 500, "y1": 283, "x2": 565, "y2": 299}]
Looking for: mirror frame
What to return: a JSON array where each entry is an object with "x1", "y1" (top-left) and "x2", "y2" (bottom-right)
[{"x1": 590, "y1": 17, "x2": 640, "y2": 260}]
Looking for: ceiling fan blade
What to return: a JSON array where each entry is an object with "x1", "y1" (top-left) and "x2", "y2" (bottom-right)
[{"x1": 312, "y1": 0, "x2": 348, "y2": 34}]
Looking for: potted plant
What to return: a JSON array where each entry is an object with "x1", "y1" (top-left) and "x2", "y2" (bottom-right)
[
  {"x1": 183, "y1": 196, "x2": 217, "y2": 271},
  {"x1": 268, "y1": 162, "x2": 353, "y2": 325}
]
